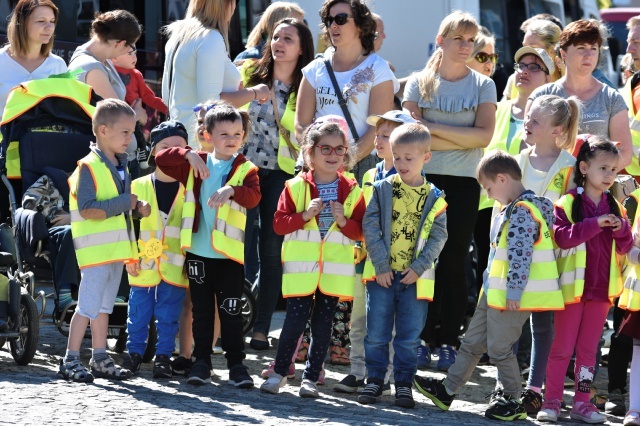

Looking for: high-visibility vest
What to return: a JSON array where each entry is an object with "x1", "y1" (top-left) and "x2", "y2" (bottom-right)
[
  {"x1": 68, "y1": 151, "x2": 136, "y2": 269},
  {"x1": 540, "y1": 166, "x2": 573, "y2": 204},
  {"x1": 1, "y1": 78, "x2": 96, "y2": 179},
  {"x1": 621, "y1": 79, "x2": 640, "y2": 176},
  {"x1": 362, "y1": 182, "x2": 447, "y2": 300},
  {"x1": 555, "y1": 193, "x2": 625, "y2": 304},
  {"x1": 128, "y1": 174, "x2": 195, "y2": 287},
  {"x1": 210, "y1": 160, "x2": 257, "y2": 264},
  {"x1": 620, "y1": 188, "x2": 640, "y2": 311},
  {"x1": 280, "y1": 175, "x2": 363, "y2": 299},
  {"x1": 486, "y1": 200, "x2": 563, "y2": 310}
]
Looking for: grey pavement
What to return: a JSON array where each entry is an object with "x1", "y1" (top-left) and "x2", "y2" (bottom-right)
[{"x1": 0, "y1": 284, "x2": 630, "y2": 425}]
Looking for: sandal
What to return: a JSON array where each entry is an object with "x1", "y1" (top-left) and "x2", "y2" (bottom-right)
[
  {"x1": 295, "y1": 341, "x2": 309, "y2": 363},
  {"x1": 58, "y1": 358, "x2": 94, "y2": 383},
  {"x1": 624, "y1": 410, "x2": 640, "y2": 426},
  {"x1": 330, "y1": 346, "x2": 350, "y2": 366},
  {"x1": 89, "y1": 356, "x2": 132, "y2": 380}
]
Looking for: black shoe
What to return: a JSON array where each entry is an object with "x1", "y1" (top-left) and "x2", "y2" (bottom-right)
[
  {"x1": 413, "y1": 376, "x2": 455, "y2": 411},
  {"x1": 357, "y1": 380, "x2": 384, "y2": 404},
  {"x1": 478, "y1": 353, "x2": 491, "y2": 365},
  {"x1": 153, "y1": 355, "x2": 172, "y2": 379},
  {"x1": 186, "y1": 359, "x2": 212, "y2": 385},
  {"x1": 249, "y1": 338, "x2": 270, "y2": 350},
  {"x1": 381, "y1": 381, "x2": 392, "y2": 396},
  {"x1": 394, "y1": 382, "x2": 415, "y2": 409},
  {"x1": 334, "y1": 374, "x2": 365, "y2": 393},
  {"x1": 122, "y1": 352, "x2": 143, "y2": 376},
  {"x1": 485, "y1": 394, "x2": 527, "y2": 421},
  {"x1": 522, "y1": 388, "x2": 542, "y2": 415},
  {"x1": 228, "y1": 364, "x2": 254, "y2": 388},
  {"x1": 171, "y1": 356, "x2": 193, "y2": 376},
  {"x1": 604, "y1": 389, "x2": 626, "y2": 416}
]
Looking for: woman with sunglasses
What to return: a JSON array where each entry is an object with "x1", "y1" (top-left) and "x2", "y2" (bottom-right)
[
  {"x1": 466, "y1": 27, "x2": 498, "y2": 78},
  {"x1": 403, "y1": 10, "x2": 496, "y2": 373},
  {"x1": 528, "y1": 19, "x2": 632, "y2": 168}
]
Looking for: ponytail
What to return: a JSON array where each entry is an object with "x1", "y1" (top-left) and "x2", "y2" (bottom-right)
[
  {"x1": 532, "y1": 94, "x2": 582, "y2": 151},
  {"x1": 417, "y1": 50, "x2": 443, "y2": 102}
]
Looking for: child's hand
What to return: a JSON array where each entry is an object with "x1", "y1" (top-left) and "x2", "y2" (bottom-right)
[
  {"x1": 50, "y1": 213, "x2": 70, "y2": 226},
  {"x1": 399, "y1": 267, "x2": 419, "y2": 284},
  {"x1": 376, "y1": 271, "x2": 393, "y2": 288},
  {"x1": 598, "y1": 214, "x2": 614, "y2": 228},
  {"x1": 302, "y1": 197, "x2": 324, "y2": 222},
  {"x1": 505, "y1": 299, "x2": 520, "y2": 311},
  {"x1": 609, "y1": 215, "x2": 622, "y2": 232},
  {"x1": 207, "y1": 186, "x2": 234, "y2": 208},
  {"x1": 252, "y1": 84, "x2": 271, "y2": 104},
  {"x1": 126, "y1": 261, "x2": 140, "y2": 277},
  {"x1": 330, "y1": 201, "x2": 347, "y2": 228},
  {"x1": 130, "y1": 194, "x2": 139, "y2": 210},
  {"x1": 131, "y1": 98, "x2": 148, "y2": 124},
  {"x1": 186, "y1": 151, "x2": 210, "y2": 179},
  {"x1": 137, "y1": 200, "x2": 151, "y2": 217}
]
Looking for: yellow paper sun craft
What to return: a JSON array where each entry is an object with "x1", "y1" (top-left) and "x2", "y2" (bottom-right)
[{"x1": 138, "y1": 237, "x2": 169, "y2": 263}]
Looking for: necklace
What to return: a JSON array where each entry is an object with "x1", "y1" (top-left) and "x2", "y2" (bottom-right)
[{"x1": 333, "y1": 51, "x2": 363, "y2": 72}]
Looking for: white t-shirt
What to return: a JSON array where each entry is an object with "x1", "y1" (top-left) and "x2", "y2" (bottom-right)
[
  {"x1": 302, "y1": 51, "x2": 399, "y2": 142},
  {"x1": 0, "y1": 46, "x2": 67, "y2": 117}
]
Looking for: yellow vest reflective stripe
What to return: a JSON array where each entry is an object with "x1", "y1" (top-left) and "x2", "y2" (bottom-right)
[
  {"x1": 487, "y1": 200, "x2": 563, "y2": 310},
  {"x1": 211, "y1": 160, "x2": 256, "y2": 264},
  {"x1": 128, "y1": 175, "x2": 189, "y2": 288},
  {"x1": 622, "y1": 79, "x2": 640, "y2": 176},
  {"x1": 556, "y1": 194, "x2": 624, "y2": 303},
  {"x1": 68, "y1": 152, "x2": 136, "y2": 269},
  {"x1": 181, "y1": 170, "x2": 196, "y2": 250},
  {"x1": 620, "y1": 188, "x2": 640, "y2": 311},
  {"x1": 356, "y1": 168, "x2": 376, "y2": 266},
  {"x1": 414, "y1": 195, "x2": 447, "y2": 300},
  {"x1": 281, "y1": 176, "x2": 362, "y2": 299}
]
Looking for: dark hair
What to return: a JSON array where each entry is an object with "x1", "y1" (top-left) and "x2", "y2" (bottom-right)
[
  {"x1": 8, "y1": 0, "x2": 59, "y2": 57},
  {"x1": 558, "y1": 19, "x2": 603, "y2": 51},
  {"x1": 476, "y1": 150, "x2": 522, "y2": 181},
  {"x1": 319, "y1": 0, "x2": 377, "y2": 55},
  {"x1": 246, "y1": 18, "x2": 314, "y2": 104},
  {"x1": 91, "y1": 9, "x2": 142, "y2": 45},
  {"x1": 204, "y1": 102, "x2": 250, "y2": 142},
  {"x1": 571, "y1": 136, "x2": 620, "y2": 223}
]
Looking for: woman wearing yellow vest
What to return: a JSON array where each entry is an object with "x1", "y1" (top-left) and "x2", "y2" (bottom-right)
[
  {"x1": 155, "y1": 103, "x2": 260, "y2": 388},
  {"x1": 260, "y1": 118, "x2": 365, "y2": 398},
  {"x1": 123, "y1": 120, "x2": 192, "y2": 378},
  {"x1": 539, "y1": 138, "x2": 634, "y2": 423}
]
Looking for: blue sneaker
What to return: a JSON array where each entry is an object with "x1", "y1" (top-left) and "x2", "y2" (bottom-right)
[
  {"x1": 417, "y1": 345, "x2": 431, "y2": 369},
  {"x1": 437, "y1": 345, "x2": 457, "y2": 371}
]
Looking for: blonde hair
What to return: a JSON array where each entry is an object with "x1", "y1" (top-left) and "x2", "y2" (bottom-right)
[
  {"x1": 245, "y1": 2, "x2": 304, "y2": 48},
  {"x1": 389, "y1": 123, "x2": 431, "y2": 151},
  {"x1": 525, "y1": 19, "x2": 562, "y2": 81},
  {"x1": 532, "y1": 94, "x2": 582, "y2": 151},
  {"x1": 627, "y1": 15, "x2": 640, "y2": 30},
  {"x1": 416, "y1": 11, "x2": 478, "y2": 102},
  {"x1": 93, "y1": 99, "x2": 135, "y2": 134},
  {"x1": 7, "y1": 0, "x2": 59, "y2": 57},
  {"x1": 165, "y1": 0, "x2": 235, "y2": 50}
]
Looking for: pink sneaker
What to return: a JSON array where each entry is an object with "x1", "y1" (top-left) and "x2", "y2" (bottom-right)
[
  {"x1": 537, "y1": 399, "x2": 562, "y2": 422},
  {"x1": 570, "y1": 402, "x2": 606, "y2": 424},
  {"x1": 261, "y1": 361, "x2": 295, "y2": 379}
]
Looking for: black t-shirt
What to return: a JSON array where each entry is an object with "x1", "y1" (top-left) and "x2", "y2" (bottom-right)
[{"x1": 155, "y1": 180, "x2": 180, "y2": 216}]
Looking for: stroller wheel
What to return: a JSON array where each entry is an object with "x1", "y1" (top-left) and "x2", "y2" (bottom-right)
[{"x1": 9, "y1": 293, "x2": 39, "y2": 365}]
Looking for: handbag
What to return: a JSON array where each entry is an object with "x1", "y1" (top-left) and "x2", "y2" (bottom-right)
[
  {"x1": 323, "y1": 58, "x2": 360, "y2": 141},
  {"x1": 270, "y1": 86, "x2": 298, "y2": 160},
  {"x1": 611, "y1": 175, "x2": 639, "y2": 202}
]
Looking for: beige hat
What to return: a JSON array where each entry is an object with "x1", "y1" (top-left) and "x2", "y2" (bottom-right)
[{"x1": 514, "y1": 46, "x2": 555, "y2": 76}]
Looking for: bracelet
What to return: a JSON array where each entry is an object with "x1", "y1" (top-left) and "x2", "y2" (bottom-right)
[{"x1": 250, "y1": 88, "x2": 257, "y2": 100}]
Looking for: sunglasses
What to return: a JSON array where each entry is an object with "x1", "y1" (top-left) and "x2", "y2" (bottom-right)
[
  {"x1": 474, "y1": 52, "x2": 499, "y2": 64},
  {"x1": 316, "y1": 144, "x2": 347, "y2": 156},
  {"x1": 323, "y1": 13, "x2": 352, "y2": 27},
  {"x1": 514, "y1": 62, "x2": 549, "y2": 75}
]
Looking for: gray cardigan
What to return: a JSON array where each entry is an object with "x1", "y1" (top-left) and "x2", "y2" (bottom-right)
[{"x1": 363, "y1": 175, "x2": 448, "y2": 277}]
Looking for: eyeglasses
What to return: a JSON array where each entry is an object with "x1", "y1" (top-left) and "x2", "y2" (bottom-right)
[
  {"x1": 323, "y1": 13, "x2": 352, "y2": 27},
  {"x1": 474, "y1": 52, "x2": 499, "y2": 64},
  {"x1": 315, "y1": 145, "x2": 347, "y2": 156},
  {"x1": 514, "y1": 62, "x2": 549, "y2": 74}
]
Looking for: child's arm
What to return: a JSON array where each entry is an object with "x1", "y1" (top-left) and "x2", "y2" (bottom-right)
[
  {"x1": 133, "y1": 68, "x2": 169, "y2": 115},
  {"x1": 504, "y1": 204, "x2": 539, "y2": 310},
  {"x1": 76, "y1": 165, "x2": 135, "y2": 219},
  {"x1": 611, "y1": 214, "x2": 634, "y2": 255},
  {"x1": 553, "y1": 204, "x2": 603, "y2": 249},
  {"x1": 363, "y1": 187, "x2": 392, "y2": 279},
  {"x1": 404, "y1": 209, "x2": 448, "y2": 284},
  {"x1": 226, "y1": 166, "x2": 261, "y2": 209},
  {"x1": 155, "y1": 147, "x2": 210, "y2": 184},
  {"x1": 273, "y1": 186, "x2": 309, "y2": 235}
]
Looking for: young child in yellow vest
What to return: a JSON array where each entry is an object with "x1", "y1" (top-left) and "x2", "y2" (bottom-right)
[
  {"x1": 155, "y1": 101, "x2": 260, "y2": 388},
  {"x1": 260, "y1": 117, "x2": 366, "y2": 398},
  {"x1": 538, "y1": 137, "x2": 633, "y2": 424},
  {"x1": 358, "y1": 123, "x2": 447, "y2": 409},
  {"x1": 123, "y1": 120, "x2": 190, "y2": 378},
  {"x1": 58, "y1": 99, "x2": 151, "y2": 383},
  {"x1": 415, "y1": 150, "x2": 561, "y2": 420},
  {"x1": 333, "y1": 110, "x2": 415, "y2": 395}
]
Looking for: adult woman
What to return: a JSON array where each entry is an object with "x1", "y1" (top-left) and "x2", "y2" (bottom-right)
[
  {"x1": 295, "y1": 0, "x2": 398, "y2": 184},
  {"x1": 403, "y1": 11, "x2": 496, "y2": 371},
  {"x1": 466, "y1": 27, "x2": 498, "y2": 78},
  {"x1": 162, "y1": 0, "x2": 269, "y2": 148},
  {"x1": 239, "y1": 19, "x2": 315, "y2": 349},
  {"x1": 233, "y1": 2, "x2": 305, "y2": 65},
  {"x1": 529, "y1": 19, "x2": 632, "y2": 169}
]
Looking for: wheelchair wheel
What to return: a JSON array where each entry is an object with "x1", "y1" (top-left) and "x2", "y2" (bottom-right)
[
  {"x1": 241, "y1": 281, "x2": 256, "y2": 337},
  {"x1": 9, "y1": 293, "x2": 39, "y2": 365}
]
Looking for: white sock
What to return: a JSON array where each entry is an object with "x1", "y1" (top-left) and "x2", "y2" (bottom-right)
[{"x1": 630, "y1": 339, "x2": 640, "y2": 412}]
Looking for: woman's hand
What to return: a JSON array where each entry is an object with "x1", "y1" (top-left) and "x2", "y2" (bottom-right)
[
  {"x1": 251, "y1": 84, "x2": 271, "y2": 104},
  {"x1": 207, "y1": 186, "x2": 234, "y2": 208},
  {"x1": 186, "y1": 151, "x2": 210, "y2": 179}
]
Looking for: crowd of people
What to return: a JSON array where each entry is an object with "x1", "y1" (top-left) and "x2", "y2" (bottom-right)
[{"x1": 1, "y1": 0, "x2": 640, "y2": 424}]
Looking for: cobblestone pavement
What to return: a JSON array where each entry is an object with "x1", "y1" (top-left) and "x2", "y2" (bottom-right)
[{"x1": 0, "y1": 287, "x2": 629, "y2": 425}]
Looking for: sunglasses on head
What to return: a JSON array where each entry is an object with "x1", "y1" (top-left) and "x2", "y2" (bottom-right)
[
  {"x1": 514, "y1": 62, "x2": 549, "y2": 74},
  {"x1": 324, "y1": 13, "x2": 352, "y2": 27},
  {"x1": 316, "y1": 144, "x2": 347, "y2": 156},
  {"x1": 474, "y1": 52, "x2": 499, "y2": 64}
]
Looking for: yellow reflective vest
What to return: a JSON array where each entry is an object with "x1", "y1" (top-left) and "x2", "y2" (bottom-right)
[
  {"x1": 555, "y1": 194, "x2": 625, "y2": 304},
  {"x1": 621, "y1": 78, "x2": 640, "y2": 176},
  {"x1": 128, "y1": 174, "x2": 196, "y2": 288},
  {"x1": 68, "y1": 151, "x2": 136, "y2": 269},
  {"x1": 281, "y1": 175, "x2": 363, "y2": 299},
  {"x1": 620, "y1": 188, "x2": 640, "y2": 311},
  {"x1": 486, "y1": 200, "x2": 563, "y2": 311}
]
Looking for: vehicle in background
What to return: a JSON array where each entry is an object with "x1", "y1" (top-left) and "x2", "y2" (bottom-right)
[{"x1": 601, "y1": 7, "x2": 640, "y2": 84}]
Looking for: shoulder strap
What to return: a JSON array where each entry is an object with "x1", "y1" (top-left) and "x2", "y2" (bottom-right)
[
  {"x1": 323, "y1": 58, "x2": 360, "y2": 141},
  {"x1": 270, "y1": 86, "x2": 299, "y2": 159}
]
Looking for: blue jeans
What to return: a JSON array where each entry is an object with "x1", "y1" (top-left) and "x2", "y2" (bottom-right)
[
  {"x1": 364, "y1": 272, "x2": 428, "y2": 384},
  {"x1": 127, "y1": 281, "x2": 186, "y2": 356}
]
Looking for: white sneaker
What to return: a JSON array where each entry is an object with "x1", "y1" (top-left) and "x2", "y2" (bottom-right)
[
  {"x1": 260, "y1": 373, "x2": 286, "y2": 394},
  {"x1": 624, "y1": 411, "x2": 640, "y2": 426},
  {"x1": 537, "y1": 408, "x2": 559, "y2": 422},
  {"x1": 570, "y1": 403, "x2": 606, "y2": 424},
  {"x1": 299, "y1": 379, "x2": 319, "y2": 398}
]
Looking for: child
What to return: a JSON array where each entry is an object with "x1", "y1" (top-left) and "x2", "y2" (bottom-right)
[
  {"x1": 58, "y1": 99, "x2": 151, "y2": 383},
  {"x1": 260, "y1": 118, "x2": 366, "y2": 398},
  {"x1": 538, "y1": 137, "x2": 633, "y2": 424},
  {"x1": 415, "y1": 150, "x2": 563, "y2": 421},
  {"x1": 334, "y1": 110, "x2": 415, "y2": 395},
  {"x1": 123, "y1": 120, "x2": 190, "y2": 378},
  {"x1": 358, "y1": 123, "x2": 447, "y2": 409},
  {"x1": 155, "y1": 102, "x2": 260, "y2": 388}
]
